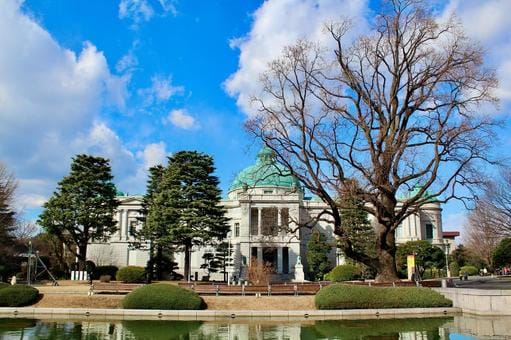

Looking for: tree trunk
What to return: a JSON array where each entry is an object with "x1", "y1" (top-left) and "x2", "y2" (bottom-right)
[
  {"x1": 184, "y1": 242, "x2": 191, "y2": 281},
  {"x1": 78, "y1": 244, "x2": 87, "y2": 272},
  {"x1": 375, "y1": 222, "x2": 399, "y2": 282},
  {"x1": 156, "y1": 245, "x2": 163, "y2": 280}
]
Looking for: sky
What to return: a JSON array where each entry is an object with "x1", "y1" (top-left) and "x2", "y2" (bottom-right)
[{"x1": 1, "y1": 0, "x2": 510, "y2": 241}]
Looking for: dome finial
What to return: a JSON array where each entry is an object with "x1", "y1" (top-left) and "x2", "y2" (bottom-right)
[{"x1": 257, "y1": 146, "x2": 275, "y2": 163}]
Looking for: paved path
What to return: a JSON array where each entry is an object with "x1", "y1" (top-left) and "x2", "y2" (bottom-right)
[{"x1": 453, "y1": 276, "x2": 511, "y2": 290}]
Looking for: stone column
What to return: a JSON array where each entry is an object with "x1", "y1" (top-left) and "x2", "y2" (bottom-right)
[
  {"x1": 117, "y1": 211, "x2": 122, "y2": 240},
  {"x1": 277, "y1": 247, "x2": 283, "y2": 273},
  {"x1": 257, "y1": 247, "x2": 263, "y2": 265},
  {"x1": 277, "y1": 207, "x2": 282, "y2": 236},
  {"x1": 124, "y1": 209, "x2": 129, "y2": 241},
  {"x1": 257, "y1": 207, "x2": 262, "y2": 236}
]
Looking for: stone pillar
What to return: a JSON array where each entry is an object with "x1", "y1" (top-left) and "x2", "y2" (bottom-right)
[
  {"x1": 124, "y1": 209, "x2": 129, "y2": 241},
  {"x1": 257, "y1": 247, "x2": 263, "y2": 265},
  {"x1": 277, "y1": 247, "x2": 283, "y2": 273},
  {"x1": 257, "y1": 207, "x2": 262, "y2": 236},
  {"x1": 117, "y1": 211, "x2": 122, "y2": 240}
]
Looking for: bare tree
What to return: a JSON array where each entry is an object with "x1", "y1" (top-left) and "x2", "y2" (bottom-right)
[{"x1": 248, "y1": 0, "x2": 498, "y2": 281}]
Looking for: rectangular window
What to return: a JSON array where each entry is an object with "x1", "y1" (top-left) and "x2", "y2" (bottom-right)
[
  {"x1": 396, "y1": 224, "x2": 403, "y2": 238},
  {"x1": 250, "y1": 208, "x2": 258, "y2": 235},
  {"x1": 425, "y1": 223, "x2": 434, "y2": 239},
  {"x1": 129, "y1": 220, "x2": 137, "y2": 237},
  {"x1": 282, "y1": 247, "x2": 289, "y2": 274},
  {"x1": 234, "y1": 223, "x2": 240, "y2": 237},
  {"x1": 281, "y1": 208, "x2": 289, "y2": 228},
  {"x1": 261, "y1": 207, "x2": 278, "y2": 236},
  {"x1": 251, "y1": 247, "x2": 258, "y2": 263}
]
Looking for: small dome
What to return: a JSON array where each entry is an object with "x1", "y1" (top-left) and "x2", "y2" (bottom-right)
[
  {"x1": 229, "y1": 147, "x2": 301, "y2": 192},
  {"x1": 405, "y1": 185, "x2": 437, "y2": 202}
]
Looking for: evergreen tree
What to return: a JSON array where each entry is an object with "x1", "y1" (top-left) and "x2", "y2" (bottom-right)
[
  {"x1": 148, "y1": 151, "x2": 230, "y2": 280},
  {"x1": 0, "y1": 164, "x2": 17, "y2": 280},
  {"x1": 138, "y1": 165, "x2": 174, "y2": 280},
  {"x1": 396, "y1": 241, "x2": 445, "y2": 278},
  {"x1": 492, "y1": 238, "x2": 511, "y2": 270},
  {"x1": 38, "y1": 155, "x2": 119, "y2": 271},
  {"x1": 338, "y1": 194, "x2": 376, "y2": 260},
  {"x1": 306, "y1": 230, "x2": 332, "y2": 280}
]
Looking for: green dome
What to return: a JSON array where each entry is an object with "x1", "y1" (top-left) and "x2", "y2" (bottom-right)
[
  {"x1": 229, "y1": 147, "x2": 301, "y2": 192},
  {"x1": 402, "y1": 185, "x2": 437, "y2": 202}
]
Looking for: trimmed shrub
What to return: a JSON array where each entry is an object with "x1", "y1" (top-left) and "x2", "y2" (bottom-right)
[
  {"x1": 450, "y1": 262, "x2": 460, "y2": 277},
  {"x1": 324, "y1": 264, "x2": 359, "y2": 282},
  {"x1": 117, "y1": 266, "x2": 146, "y2": 283},
  {"x1": 315, "y1": 284, "x2": 452, "y2": 309},
  {"x1": 0, "y1": 282, "x2": 9, "y2": 290},
  {"x1": 0, "y1": 285, "x2": 39, "y2": 307},
  {"x1": 460, "y1": 265, "x2": 478, "y2": 276},
  {"x1": 93, "y1": 265, "x2": 118, "y2": 280},
  {"x1": 122, "y1": 284, "x2": 206, "y2": 310}
]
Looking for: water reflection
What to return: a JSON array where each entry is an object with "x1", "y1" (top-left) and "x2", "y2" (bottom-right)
[{"x1": 0, "y1": 316, "x2": 509, "y2": 339}]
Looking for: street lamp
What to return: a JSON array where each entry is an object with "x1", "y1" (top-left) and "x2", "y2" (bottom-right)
[{"x1": 444, "y1": 239, "x2": 451, "y2": 278}]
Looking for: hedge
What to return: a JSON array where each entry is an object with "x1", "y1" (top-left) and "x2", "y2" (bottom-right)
[
  {"x1": 116, "y1": 266, "x2": 146, "y2": 283},
  {"x1": 460, "y1": 265, "x2": 478, "y2": 276},
  {"x1": 0, "y1": 282, "x2": 9, "y2": 290},
  {"x1": 324, "y1": 264, "x2": 359, "y2": 282},
  {"x1": 315, "y1": 284, "x2": 452, "y2": 309},
  {"x1": 0, "y1": 285, "x2": 39, "y2": 307},
  {"x1": 93, "y1": 265, "x2": 119, "y2": 280},
  {"x1": 122, "y1": 284, "x2": 206, "y2": 310}
]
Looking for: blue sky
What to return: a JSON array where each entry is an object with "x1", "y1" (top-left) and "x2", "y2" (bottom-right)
[{"x1": 1, "y1": 0, "x2": 510, "y2": 240}]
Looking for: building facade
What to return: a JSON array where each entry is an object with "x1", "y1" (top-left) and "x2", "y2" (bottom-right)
[{"x1": 88, "y1": 148, "x2": 456, "y2": 281}]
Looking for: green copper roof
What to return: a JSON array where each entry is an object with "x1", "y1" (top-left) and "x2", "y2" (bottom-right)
[
  {"x1": 229, "y1": 147, "x2": 301, "y2": 192},
  {"x1": 403, "y1": 185, "x2": 438, "y2": 202}
]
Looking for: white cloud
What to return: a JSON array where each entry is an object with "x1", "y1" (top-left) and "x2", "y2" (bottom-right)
[
  {"x1": 442, "y1": 0, "x2": 511, "y2": 103},
  {"x1": 225, "y1": 0, "x2": 369, "y2": 116},
  {"x1": 0, "y1": 0, "x2": 133, "y2": 210},
  {"x1": 164, "y1": 109, "x2": 198, "y2": 130},
  {"x1": 138, "y1": 75, "x2": 184, "y2": 105},
  {"x1": 119, "y1": 0, "x2": 177, "y2": 27},
  {"x1": 137, "y1": 142, "x2": 168, "y2": 170}
]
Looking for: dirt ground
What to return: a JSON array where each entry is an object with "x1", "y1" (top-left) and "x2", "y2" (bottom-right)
[{"x1": 32, "y1": 294, "x2": 316, "y2": 310}]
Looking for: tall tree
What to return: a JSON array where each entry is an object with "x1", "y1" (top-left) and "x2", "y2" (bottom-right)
[
  {"x1": 306, "y1": 230, "x2": 332, "y2": 280},
  {"x1": 492, "y1": 238, "x2": 511, "y2": 270},
  {"x1": 150, "y1": 151, "x2": 230, "y2": 280},
  {"x1": 38, "y1": 155, "x2": 119, "y2": 271},
  {"x1": 247, "y1": 0, "x2": 498, "y2": 281},
  {"x1": 0, "y1": 163, "x2": 17, "y2": 280},
  {"x1": 138, "y1": 165, "x2": 173, "y2": 280}
]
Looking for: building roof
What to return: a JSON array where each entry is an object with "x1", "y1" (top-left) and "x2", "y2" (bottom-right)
[
  {"x1": 229, "y1": 147, "x2": 301, "y2": 193},
  {"x1": 443, "y1": 231, "x2": 460, "y2": 238}
]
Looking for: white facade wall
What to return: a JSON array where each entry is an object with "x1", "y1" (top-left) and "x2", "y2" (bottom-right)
[{"x1": 87, "y1": 190, "x2": 449, "y2": 281}]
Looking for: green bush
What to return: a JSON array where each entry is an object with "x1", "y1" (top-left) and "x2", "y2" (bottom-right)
[
  {"x1": 117, "y1": 266, "x2": 146, "y2": 283},
  {"x1": 460, "y1": 265, "x2": 478, "y2": 276},
  {"x1": 122, "y1": 284, "x2": 205, "y2": 310},
  {"x1": 93, "y1": 265, "x2": 119, "y2": 280},
  {"x1": 324, "y1": 264, "x2": 359, "y2": 282},
  {"x1": 450, "y1": 262, "x2": 460, "y2": 277},
  {"x1": 315, "y1": 284, "x2": 452, "y2": 309},
  {"x1": 0, "y1": 285, "x2": 39, "y2": 307},
  {"x1": 0, "y1": 282, "x2": 9, "y2": 290}
]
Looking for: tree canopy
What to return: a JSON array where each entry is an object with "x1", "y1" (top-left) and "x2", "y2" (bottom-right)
[
  {"x1": 492, "y1": 238, "x2": 511, "y2": 270},
  {"x1": 38, "y1": 155, "x2": 119, "y2": 270},
  {"x1": 144, "y1": 151, "x2": 230, "y2": 280},
  {"x1": 396, "y1": 241, "x2": 445, "y2": 278},
  {"x1": 247, "y1": 0, "x2": 498, "y2": 281}
]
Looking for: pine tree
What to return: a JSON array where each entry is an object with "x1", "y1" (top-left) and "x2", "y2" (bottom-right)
[
  {"x1": 148, "y1": 151, "x2": 230, "y2": 280},
  {"x1": 138, "y1": 165, "x2": 173, "y2": 280},
  {"x1": 0, "y1": 164, "x2": 17, "y2": 279},
  {"x1": 306, "y1": 230, "x2": 332, "y2": 280},
  {"x1": 38, "y1": 155, "x2": 119, "y2": 271}
]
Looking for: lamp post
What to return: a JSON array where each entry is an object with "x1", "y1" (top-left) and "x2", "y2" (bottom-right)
[{"x1": 444, "y1": 239, "x2": 451, "y2": 278}]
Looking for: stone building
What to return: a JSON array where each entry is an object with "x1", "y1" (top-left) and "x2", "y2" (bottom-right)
[{"x1": 87, "y1": 148, "x2": 457, "y2": 281}]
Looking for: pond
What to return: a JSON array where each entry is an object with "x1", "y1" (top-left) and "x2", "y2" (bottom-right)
[{"x1": 0, "y1": 315, "x2": 508, "y2": 339}]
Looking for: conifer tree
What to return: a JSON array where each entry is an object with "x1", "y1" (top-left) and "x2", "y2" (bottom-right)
[
  {"x1": 149, "y1": 151, "x2": 230, "y2": 280},
  {"x1": 0, "y1": 164, "x2": 17, "y2": 279},
  {"x1": 38, "y1": 155, "x2": 119, "y2": 271},
  {"x1": 306, "y1": 230, "x2": 332, "y2": 280}
]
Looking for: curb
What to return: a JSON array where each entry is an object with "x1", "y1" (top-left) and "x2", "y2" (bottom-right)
[{"x1": 0, "y1": 307, "x2": 461, "y2": 321}]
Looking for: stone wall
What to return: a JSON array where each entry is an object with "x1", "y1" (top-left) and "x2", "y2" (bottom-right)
[{"x1": 434, "y1": 288, "x2": 511, "y2": 315}]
